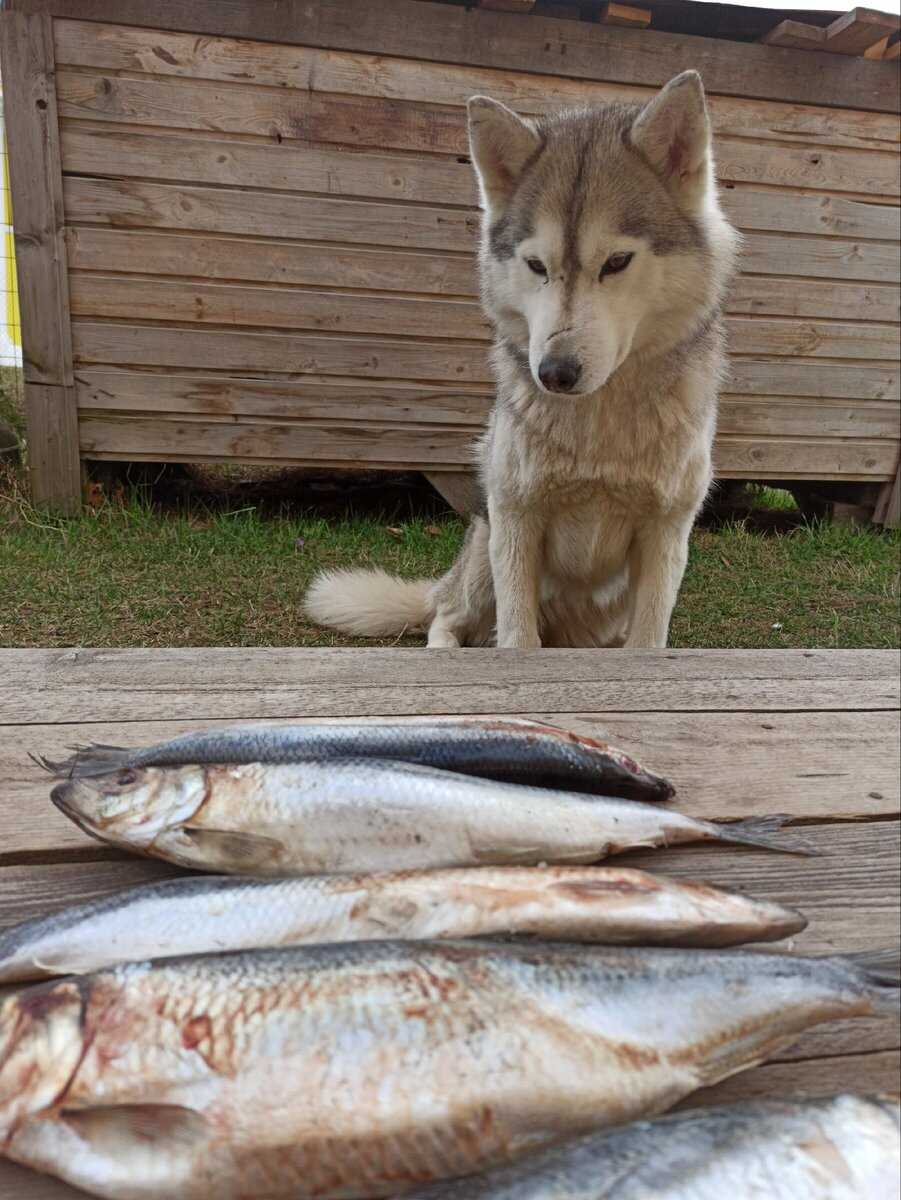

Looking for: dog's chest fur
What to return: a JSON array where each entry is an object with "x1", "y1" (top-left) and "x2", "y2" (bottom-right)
[{"x1": 481, "y1": 347, "x2": 718, "y2": 589}]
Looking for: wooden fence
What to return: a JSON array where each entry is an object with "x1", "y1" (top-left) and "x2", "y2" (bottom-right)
[{"x1": 1, "y1": 0, "x2": 899, "y2": 514}]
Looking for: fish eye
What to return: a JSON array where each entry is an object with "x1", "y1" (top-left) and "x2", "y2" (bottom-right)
[
  {"x1": 115, "y1": 769, "x2": 138, "y2": 786},
  {"x1": 599, "y1": 252, "x2": 634, "y2": 280},
  {"x1": 525, "y1": 257, "x2": 548, "y2": 277}
]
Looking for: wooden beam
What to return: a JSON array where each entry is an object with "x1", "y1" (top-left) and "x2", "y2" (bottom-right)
[
  {"x1": 0, "y1": 11, "x2": 73, "y2": 386},
  {"x1": 761, "y1": 20, "x2": 826, "y2": 51},
  {"x1": 477, "y1": 0, "x2": 536, "y2": 11},
  {"x1": 824, "y1": 7, "x2": 900, "y2": 56},
  {"x1": 24, "y1": 383, "x2": 81, "y2": 514},
  {"x1": 600, "y1": 3, "x2": 651, "y2": 29},
  {"x1": 425, "y1": 470, "x2": 483, "y2": 515},
  {"x1": 0, "y1": 10, "x2": 80, "y2": 512},
  {"x1": 5, "y1": 0, "x2": 899, "y2": 113},
  {"x1": 874, "y1": 463, "x2": 901, "y2": 527},
  {"x1": 884, "y1": 36, "x2": 900, "y2": 60}
]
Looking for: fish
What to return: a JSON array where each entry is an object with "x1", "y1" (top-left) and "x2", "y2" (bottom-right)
[
  {"x1": 36, "y1": 717, "x2": 675, "y2": 802},
  {"x1": 403, "y1": 1094, "x2": 901, "y2": 1199},
  {"x1": 47, "y1": 757, "x2": 814, "y2": 875},
  {"x1": 0, "y1": 865, "x2": 808, "y2": 984},
  {"x1": 0, "y1": 941, "x2": 897, "y2": 1199}
]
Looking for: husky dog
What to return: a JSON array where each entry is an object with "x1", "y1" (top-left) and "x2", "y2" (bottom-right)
[{"x1": 306, "y1": 71, "x2": 738, "y2": 648}]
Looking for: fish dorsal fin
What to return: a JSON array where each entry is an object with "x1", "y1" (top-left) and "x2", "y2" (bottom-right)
[{"x1": 173, "y1": 827, "x2": 284, "y2": 872}]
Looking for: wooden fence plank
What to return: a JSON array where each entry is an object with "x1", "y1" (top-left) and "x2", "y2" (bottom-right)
[
  {"x1": 54, "y1": 72, "x2": 901, "y2": 199},
  {"x1": 71, "y1": 323, "x2": 494, "y2": 384},
  {"x1": 21, "y1": 385, "x2": 82, "y2": 511},
  {"x1": 74, "y1": 372, "x2": 493, "y2": 425},
  {"x1": 62, "y1": 178, "x2": 900, "y2": 276},
  {"x1": 68, "y1": 275, "x2": 492, "y2": 341},
  {"x1": 72, "y1": 373, "x2": 900, "y2": 442},
  {"x1": 65, "y1": 226, "x2": 901, "y2": 323},
  {"x1": 70, "y1": 322, "x2": 901, "y2": 404},
  {"x1": 0, "y1": 12, "x2": 81, "y2": 512},
  {"x1": 75, "y1": 412, "x2": 899, "y2": 478},
  {"x1": 14, "y1": 0, "x2": 896, "y2": 112},
  {"x1": 0, "y1": 12, "x2": 73, "y2": 385},
  {"x1": 68, "y1": 276, "x2": 900, "y2": 362},
  {"x1": 52, "y1": 19, "x2": 901, "y2": 154}
]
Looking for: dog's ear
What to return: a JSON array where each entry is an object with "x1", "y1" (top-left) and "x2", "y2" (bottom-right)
[
  {"x1": 467, "y1": 96, "x2": 541, "y2": 214},
  {"x1": 629, "y1": 72, "x2": 712, "y2": 212}
]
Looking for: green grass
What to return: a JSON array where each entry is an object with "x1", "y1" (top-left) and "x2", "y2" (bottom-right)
[{"x1": 1, "y1": 468, "x2": 898, "y2": 648}]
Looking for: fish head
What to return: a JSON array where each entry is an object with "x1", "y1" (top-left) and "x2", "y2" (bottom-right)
[
  {"x1": 0, "y1": 981, "x2": 85, "y2": 1144},
  {"x1": 51, "y1": 765, "x2": 207, "y2": 851}
]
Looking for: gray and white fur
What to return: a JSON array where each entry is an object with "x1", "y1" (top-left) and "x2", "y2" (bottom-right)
[{"x1": 306, "y1": 72, "x2": 739, "y2": 648}]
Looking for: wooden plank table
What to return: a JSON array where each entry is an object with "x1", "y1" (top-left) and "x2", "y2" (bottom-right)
[{"x1": 1, "y1": 647, "x2": 899, "y2": 1199}]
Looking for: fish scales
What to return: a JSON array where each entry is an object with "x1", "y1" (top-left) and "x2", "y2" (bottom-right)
[
  {"x1": 0, "y1": 866, "x2": 807, "y2": 984},
  {"x1": 49, "y1": 758, "x2": 813, "y2": 875},
  {"x1": 0, "y1": 940, "x2": 897, "y2": 1199},
  {"x1": 404, "y1": 1095, "x2": 901, "y2": 1199},
  {"x1": 41, "y1": 717, "x2": 674, "y2": 802}
]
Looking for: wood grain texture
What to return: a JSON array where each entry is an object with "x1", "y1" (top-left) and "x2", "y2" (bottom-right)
[
  {"x1": 53, "y1": 69, "x2": 901, "y2": 200},
  {"x1": 21, "y1": 385, "x2": 81, "y2": 513},
  {"x1": 761, "y1": 20, "x2": 826, "y2": 52},
  {"x1": 11, "y1": 0, "x2": 896, "y2": 111},
  {"x1": 53, "y1": 20, "x2": 901, "y2": 154},
  {"x1": 0, "y1": 11, "x2": 73, "y2": 386},
  {"x1": 824, "y1": 7, "x2": 900, "y2": 56},
  {"x1": 67, "y1": 275, "x2": 900, "y2": 362},
  {"x1": 2, "y1": 647, "x2": 898, "y2": 726},
  {"x1": 64, "y1": 226, "x2": 901, "y2": 323},
  {"x1": 61, "y1": 177, "x2": 900, "y2": 283},
  {"x1": 73, "y1": 411, "x2": 899, "y2": 480}
]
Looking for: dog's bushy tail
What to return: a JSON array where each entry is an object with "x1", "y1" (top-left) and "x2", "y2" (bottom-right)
[{"x1": 304, "y1": 569, "x2": 435, "y2": 637}]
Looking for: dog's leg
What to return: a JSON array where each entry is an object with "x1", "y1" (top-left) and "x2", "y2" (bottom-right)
[
  {"x1": 624, "y1": 518, "x2": 692, "y2": 649},
  {"x1": 488, "y1": 502, "x2": 543, "y2": 648},
  {"x1": 426, "y1": 611, "x2": 462, "y2": 648}
]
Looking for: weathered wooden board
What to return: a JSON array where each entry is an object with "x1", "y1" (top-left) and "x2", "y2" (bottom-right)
[
  {"x1": 52, "y1": 19, "x2": 901, "y2": 153},
  {"x1": 20, "y1": 385, "x2": 82, "y2": 513},
  {"x1": 54, "y1": 70, "x2": 901, "y2": 199},
  {"x1": 75, "y1": 413, "x2": 899, "y2": 480},
  {"x1": 3, "y1": 647, "x2": 898, "y2": 725},
  {"x1": 72, "y1": 372, "x2": 901, "y2": 442},
  {"x1": 65, "y1": 227, "x2": 901, "y2": 323},
  {"x1": 69, "y1": 322, "x2": 901, "y2": 403},
  {"x1": 61, "y1": 178, "x2": 900, "y2": 283},
  {"x1": 67, "y1": 275, "x2": 900, "y2": 363},
  {"x1": 16, "y1": 0, "x2": 895, "y2": 113},
  {"x1": 0, "y1": 12, "x2": 73, "y2": 387}
]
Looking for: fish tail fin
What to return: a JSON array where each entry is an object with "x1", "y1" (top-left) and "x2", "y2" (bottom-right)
[
  {"x1": 719, "y1": 814, "x2": 821, "y2": 857},
  {"x1": 304, "y1": 568, "x2": 435, "y2": 637},
  {"x1": 843, "y1": 949, "x2": 901, "y2": 1016},
  {"x1": 32, "y1": 745, "x2": 132, "y2": 778}
]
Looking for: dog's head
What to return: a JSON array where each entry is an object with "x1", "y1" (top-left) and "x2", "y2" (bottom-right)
[{"x1": 468, "y1": 72, "x2": 737, "y2": 398}]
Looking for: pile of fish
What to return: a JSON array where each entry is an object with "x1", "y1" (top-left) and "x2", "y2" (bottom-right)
[{"x1": 0, "y1": 717, "x2": 896, "y2": 1200}]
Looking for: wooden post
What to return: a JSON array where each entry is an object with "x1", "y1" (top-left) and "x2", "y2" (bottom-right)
[
  {"x1": 0, "y1": 10, "x2": 80, "y2": 512},
  {"x1": 425, "y1": 471, "x2": 482, "y2": 516},
  {"x1": 874, "y1": 465, "x2": 901, "y2": 529}
]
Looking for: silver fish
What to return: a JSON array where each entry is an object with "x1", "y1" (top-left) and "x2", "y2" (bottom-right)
[
  {"x1": 0, "y1": 865, "x2": 807, "y2": 984},
  {"x1": 0, "y1": 941, "x2": 897, "y2": 1199},
  {"x1": 37, "y1": 716, "x2": 675, "y2": 801},
  {"x1": 404, "y1": 1094, "x2": 901, "y2": 1199},
  {"x1": 48, "y1": 757, "x2": 814, "y2": 874}
]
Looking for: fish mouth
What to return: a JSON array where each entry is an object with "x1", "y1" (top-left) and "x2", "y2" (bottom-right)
[{"x1": 50, "y1": 782, "x2": 108, "y2": 843}]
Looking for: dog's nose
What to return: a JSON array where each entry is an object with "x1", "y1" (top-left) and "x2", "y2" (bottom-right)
[{"x1": 538, "y1": 355, "x2": 582, "y2": 394}]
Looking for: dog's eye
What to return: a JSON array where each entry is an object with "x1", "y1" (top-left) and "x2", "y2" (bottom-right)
[
  {"x1": 600, "y1": 252, "x2": 634, "y2": 280},
  {"x1": 525, "y1": 257, "x2": 548, "y2": 277}
]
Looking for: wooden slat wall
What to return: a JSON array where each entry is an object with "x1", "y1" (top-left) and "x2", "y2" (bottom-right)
[{"x1": 52, "y1": 17, "x2": 901, "y2": 482}]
